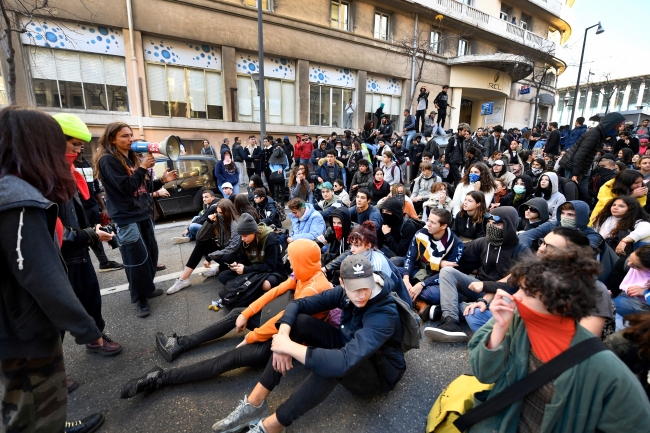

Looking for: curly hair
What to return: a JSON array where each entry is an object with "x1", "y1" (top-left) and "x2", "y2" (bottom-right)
[
  {"x1": 623, "y1": 313, "x2": 650, "y2": 361},
  {"x1": 459, "y1": 191, "x2": 487, "y2": 224},
  {"x1": 509, "y1": 247, "x2": 600, "y2": 320},
  {"x1": 460, "y1": 162, "x2": 495, "y2": 193},
  {"x1": 289, "y1": 166, "x2": 309, "y2": 195},
  {"x1": 592, "y1": 196, "x2": 650, "y2": 238},
  {"x1": 611, "y1": 169, "x2": 643, "y2": 197},
  {"x1": 348, "y1": 220, "x2": 378, "y2": 247}
]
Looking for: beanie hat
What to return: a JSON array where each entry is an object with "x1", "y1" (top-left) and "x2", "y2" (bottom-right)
[
  {"x1": 237, "y1": 213, "x2": 259, "y2": 235},
  {"x1": 52, "y1": 113, "x2": 92, "y2": 142}
]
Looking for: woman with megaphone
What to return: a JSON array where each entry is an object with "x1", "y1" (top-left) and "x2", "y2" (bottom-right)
[{"x1": 94, "y1": 123, "x2": 178, "y2": 318}]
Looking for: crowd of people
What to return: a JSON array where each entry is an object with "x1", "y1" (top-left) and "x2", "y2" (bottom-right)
[{"x1": 2, "y1": 103, "x2": 650, "y2": 433}]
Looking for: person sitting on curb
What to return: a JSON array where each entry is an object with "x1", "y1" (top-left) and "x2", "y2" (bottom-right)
[
  {"x1": 171, "y1": 189, "x2": 219, "y2": 244},
  {"x1": 425, "y1": 206, "x2": 531, "y2": 343},
  {"x1": 120, "y1": 240, "x2": 331, "y2": 400},
  {"x1": 211, "y1": 255, "x2": 405, "y2": 433}
]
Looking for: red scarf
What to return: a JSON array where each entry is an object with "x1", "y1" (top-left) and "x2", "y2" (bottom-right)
[
  {"x1": 333, "y1": 225, "x2": 344, "y2": 240},
  {"x1": 373, "y1": 179, "x2": 384, "y2": 190},
  {"x1": 65, "y1": 154, "x2": 90, "y2": 200},
  {"x1": 516, "y1": 299, "x2": 576, "y2": 362},
  {"x1": 493, "y1": 188, "x2": 507, "y2": 203}
]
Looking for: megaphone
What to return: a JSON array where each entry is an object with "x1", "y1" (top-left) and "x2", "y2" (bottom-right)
[{"x1": 131, "y1": 135, "x2": 181, "y2": 161}]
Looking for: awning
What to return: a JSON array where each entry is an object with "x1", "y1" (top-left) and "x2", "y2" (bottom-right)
[{"x1": 537, "y1": 93, "x2": 555, "y2": 106}]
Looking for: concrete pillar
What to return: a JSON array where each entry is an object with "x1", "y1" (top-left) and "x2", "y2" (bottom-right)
[
  {"x1": 122, "y1": 28, "x2": 148, "y2": 118},
  {"x1": 449, "y1": 87, "x2": 462, "y2": 130},
  {"x1": 637, "y1": 82, "x2": 646, "y2": 108},
  {"x1": 621, "y1": 83, "x2": 632, "y2": 111},
  {"x1": 221, "y1": 46, "x2": 237, "y2": 122},
  {"x1": 356, "y1": 70, "x2": 367, "y2": 130},
  {"x1": 297, "y1": 59, "x2": 309, "y2": 126}
]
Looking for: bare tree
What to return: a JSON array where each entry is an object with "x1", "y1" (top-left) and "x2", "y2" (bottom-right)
[
  {"x1": 598, "y1": 73, "x2": 618, "y2": 115},
  {"x1": 0, "y1": 0, "x2": 92, "y2": 104}
]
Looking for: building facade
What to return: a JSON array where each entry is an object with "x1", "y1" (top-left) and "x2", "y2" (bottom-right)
[
  {"x1": 0, "y1": 0, "x2": 573, "y2": 156},
  {"x1": 554, "y1": 74, "x2": 650, "y2": 127}
]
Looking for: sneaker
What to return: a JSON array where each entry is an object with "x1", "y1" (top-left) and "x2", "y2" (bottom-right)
[
  {"x1": 414, "y1": 300, "x2": 431, "y2": 322},
  {"x1": 99, "y1": 261, "x2": 124, "y2": 272},
  {"x1": 247, "y1": 420, "x2": 286, "y2": 433},
  {"x1": 429, "y1": 305, "x2": 442, "y2": 321},
  {"x1": 424, "y1": 316, "x2": 468, "y2": 343},
  {"x1": 212, "y1": 395, "x2": 270, "y2": 433},
  {"x1": 147, "y1": 288, "x2": 164, "y2": 299},
  {"x1": 120, "y1": 366, "x2": 164, "y2": 399},
  {"x1": 201, "y1": 267, "x2": 218, "y2": 278},
  {"x1": 136, "y1": 299, "x2": 150, "y2": 318},
  {"x1": 155, "y1": 332, "x2": 184, "y2": 362},
  {"x1": 167, "y1": 278, "x2": 191, "y2": 295},
  {"x1": 171, "y1": 236, "x2": 191, "y2": 245},
  {"x1": 65, "y1": 413, "x2": 104, "y2": 433},
  {"x1": 86, "y1": 333, "x2": 122, "y2": 357}
]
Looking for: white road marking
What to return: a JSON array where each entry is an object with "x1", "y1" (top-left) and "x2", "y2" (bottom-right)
[{"x1": 100, "y1": 264, "x2": 218, "y2": 296}]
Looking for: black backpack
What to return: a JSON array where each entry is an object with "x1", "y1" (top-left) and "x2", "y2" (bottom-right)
[
  {"x1": 219, "y1": 273, "x2": 268, "y2": 308},
  {"x1": 274, "y1": 201, "x2": 287, "y2": 222}
]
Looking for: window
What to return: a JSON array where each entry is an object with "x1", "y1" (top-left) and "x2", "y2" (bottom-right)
[
  {"x1": 588, "y1": 87, "x2": 600, "y2": 116},
  {"x1": 238, "y1": 75, "x2": 295, "y2": 125},
  {"x1": 29, "y1": 48, "x2": 128, "y2": 112},
  {"x1": 244, "y1": 0, "x2": 271, "y2": 10},
  {"x1": 521, "y1": 14, "x2": 531, "y2": 30},
  {"x1": 613, "y1": 85, "x2": 626, "y2": 112},
  {"x1": 430, "y1": 30, "x2": 441, "y2": 54},
  {"x1": 365, "y1": 93, "x2": 401, "y2": 130},
  {"x1": 331, "y1": 1, "x2": 350, "y2": 31},
  {"x1": 310, "y1": 85, "x2": 353, "y2": 127},
  {"x1": 374, "y1": 12, "x2": 390, "y2": 40},
  {"x1": 577, "y1": 87, "x2": 587, "y2": 113},
  {"x1": 627, "y1": 82, "x2": 642, "y2": 110},
  {"x1": 543, "y1": 71, "x2": 555, "y2": 86},
  {"x1": 146, "y1": 63, "x2": 223, "y2": 119},
  {"x1": 500, "y1": 5, "x2": 511, "y2": 21},
  {"x1": 457, "y1": 38, "x2": 469, "y2": 56},
  {"x1": 642, "y1": 81, "x2": 650, "y2": 108}
]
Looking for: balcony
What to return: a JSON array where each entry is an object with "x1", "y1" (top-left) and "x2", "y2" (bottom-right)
[
  {"x1": 526, "y1": 0, "x2": 562, "y2": 18},
  {"x1": 412, "y1": 0, "x2": 556, "y2": 54}
]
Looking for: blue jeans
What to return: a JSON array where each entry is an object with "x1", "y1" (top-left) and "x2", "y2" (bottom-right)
[
  {"x1": 418, "y1": 285, "x2": 441, "y2": 305},
  {"x1": 218, "y1": 183, "x2": 240, "y2": 198},
  {"x1": 464, "y1": 308, "x2": 492, "y2": 333},
  {"x1": 403, "y1": 130, "x2": 417, "y2": 151},
  {"x1": 613, "y1": 293, "x2": 650, "y2": 317},
  {"x1": 188, "y1": 223, "x2": 202, "y2": 240},
  {"x1": 365, "y1": 143, "x2": 378, "y2": 157}
]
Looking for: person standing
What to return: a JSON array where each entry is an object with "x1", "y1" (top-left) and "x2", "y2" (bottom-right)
[
  {"x1": 214, "y1": 149, "x2": 240, "y2": 197},
  {"x1": 542, "y1": 122, "x2": 561, "y2": 158},
  {"x1": 220, "y1": 138, "x2": 230, "y2": 157},
  {"x1": 261, "y1": 136, "x2": 275, "y2": 187},
  {"x1": 232, "y1": 136, "x2": 248, "y2": 188},
  {"x1": 415, "y1": 86, "x2": 430, "y2": 133},
  {"x1": 345, "y1": 98, "x2": 355, "y2": 129},
  {"x1": 200, "y1": 139, "x2": 218, "y2": 158},
  {"x1": 445, "y1": 123, "x2": 470, "y2": 186},
  {"x1": 282, "y1": 136, "x2": 294, "y2": 168},
  {"x1": 94, "y1": 122, "x2": 178, "y2": 318},
  {"x1": 245, "y1": 135, "x2": 263, "y2": 178},
  {"x1": 434, "y1": 85, "x2": 453, "y2": 129}
]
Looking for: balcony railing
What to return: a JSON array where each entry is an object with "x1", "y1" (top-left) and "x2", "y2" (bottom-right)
[{"x1": 435, "y1": 0, "x2": 489, "y2": 24}]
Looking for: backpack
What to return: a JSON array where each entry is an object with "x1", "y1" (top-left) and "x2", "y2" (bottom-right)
[
  {"x1": 378, "y1": 271, "x2": 421, "y2": 353},
  {"x1": 390, "y1": 164, "x2": 404, "y2": 184},
  {"x1": 347, "y1": 153, "x2": 359, "y2": 172},
  {"x1": 407, "y1": 217, "x2": 426, "y2": 231},
  {"x1": 274, "y1": 201, "x2": 287, "y2": 222},
  {"x1": 219, "y1": 272, "x2": 269, "y2": 308}
]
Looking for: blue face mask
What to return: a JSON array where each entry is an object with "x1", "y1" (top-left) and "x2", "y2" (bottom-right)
[
  {"x1": 469, "y1": 173, "x2": 480, "y2": 183},
  {"x1": 513, "y1": 185, "x2": 526, "y2": 194}
]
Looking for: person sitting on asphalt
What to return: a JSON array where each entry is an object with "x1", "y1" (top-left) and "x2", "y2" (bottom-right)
[
  {"x1": 166, "y1": 200, "x2": 241, "y2": 295},
  {"x1": 253, "y1": 187, "x2": 282, "y2": 228},
  {"x1": 611, "y1": 245, "x2": 650, "y2": 318},
  {"x1": 465, "y1": 249, "x2": 650, "y2": 432},
  {"x1": 348, "y1": 187, "x2": 383, "y2": 233},
  {"x1": 314, "y1": 181, "x2": 344, "y2": 219},
  {"x1": 516, "y1": 197, "x2": 549, "y2": 232},
  {"x1": 211, "y1": 254, "x2": 405, "y2": 433},
  {"x1": 171, "y1": 189, "x2": 219, "y2": 244},
  {"x1": 216, "y1": 213, "x2": 287, "y2": 292},
  {"x1": 425, "y1": 206, "x2": 531, "y2": 343},
  {"x1": 533, "y1": 171, "x2": 566, "y2": 220},
  {"x1": 332, "y1": 178, "x2": 351, "y2": 206},
  {"x1": 120, "y1": 239, "x2": 331, "y2": 400},
  {"x1": 463, "y1": 227, "x2": 615, "y2": 339},
  {"x1": 451, "y1": 191, "x2": 488, "y2": 243},
  {"x1": 317, "y1": 150, "x2": 347, "y2": 186},
  {"x1": 410, "y1": 162, "x2": 440, "y2": 215},
  {"x1": 318, "y1": 207, "x2": 355, "y2": 271},
  {"x1": 286, "y1": 197, "x2": 326, "y2": 244},
  {"x1": 400, "y1": 209, "x2": 464, "y2": 322},
  {"x1": 378, "y1": 197, "x2": 419, "y2": 258},
  {"x1": 349, "y1": 159, "x2": 372, "y2": 203}
]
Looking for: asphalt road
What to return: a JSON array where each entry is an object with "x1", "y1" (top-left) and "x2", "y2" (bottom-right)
[{"x1": 63, "y1": 216, "x2": 472, "y2": 432}]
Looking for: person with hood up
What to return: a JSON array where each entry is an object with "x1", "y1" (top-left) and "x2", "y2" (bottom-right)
[
  {"x1": 211, "y1": 255, "x2": 405, "y2": 433},
  {"x1": 214, "y1": 148, "x2": 240, "y2": 197},
  {"x1": 517, "y1": 197, "x2": 549, "y2": 232},
  {"x1": 560, "y1": 112, "x2": 626, "y2": 190},
  {"x1": 286, "y1": 198, "x2": 326, "y2": 244},
  {"x1": 425, "y1": 206, "x2": 531, "y2": 343},
  {"x1": 510, "y1": 175, "x2": 534, "y2": 210},
  {"x1": 282, "y1": 136, "x2": 294, "y2": 166},
  {"x1": 402, "y1": 209, "x2": 464, "y2": 321},
  {"x1": 378, "y1": 197, "x2": 419, "y2": 258},
  {"x1": 253, "y1": 188, "x2": 282, "y2": 228},
  {"x1": 490, "y1": 160, "x2": 516, "y2": 189},
  {"x1": 121, "y1": 240, "x2": 331, "y2": 400},
  {"x1": 310, "y1": 139, "x2": 328, "y2": 165},
  {"x1": 266, "y1": 142, "x2": 289, "y2": 204},
  {"x1": 319, "y1": 207, "x2": 355, "y2": 268},
  {"x1": 533, "y1": 171, "x2": 565, "y2": 220},
  {"x1": 526, "y1": 157, "x2": 546, "y2": 188}
]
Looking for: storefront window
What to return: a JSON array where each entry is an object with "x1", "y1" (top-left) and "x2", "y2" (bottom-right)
[
  {"x1": 309, "y1": 85, "x2": 352, "y2": 128},
  {"x1": 237, "y1": 75, "x2": 295, "y2": 125},
  {"x1": 365, "y1": 93, "x2": 401, "y2": 130}
]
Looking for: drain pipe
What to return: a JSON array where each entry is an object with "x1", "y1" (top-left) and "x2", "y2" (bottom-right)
[
  {"x1": 126, "y1": 0, "x2": 144, "y2": 139},
  {"x1": 409, "y1": 13, "x2": 418, "y2": 110}
]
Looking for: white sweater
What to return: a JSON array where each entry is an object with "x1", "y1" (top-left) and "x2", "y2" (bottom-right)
[
  {"x1": 451, "y1": 182, "x2": 495, "y2": 217},
  {"x1": 596, "y1": 217, "x2": 650, "y2": 243}
]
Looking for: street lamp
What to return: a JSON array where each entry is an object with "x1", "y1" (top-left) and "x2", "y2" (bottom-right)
[
  {"x1": 569, "y1": 22, "x2": 604, "y2": 127},
  {"x1": 560, "y1": 92, "x2": 572, "y2": 124},
  {"x1": 255, "y1": 0, "x2": 267, "y2": 140}
]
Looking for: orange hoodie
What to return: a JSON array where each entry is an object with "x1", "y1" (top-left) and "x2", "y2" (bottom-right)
[{"x1": 241, "y1": 239, "x2": 332, "y2": 344}]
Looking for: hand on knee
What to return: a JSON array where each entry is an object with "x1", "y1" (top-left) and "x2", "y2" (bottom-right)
[{"x1": 262, "y1": 280, "x2": 272, "y2": 291}]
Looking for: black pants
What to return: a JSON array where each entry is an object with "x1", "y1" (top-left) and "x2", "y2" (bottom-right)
[
  {"x1": 66, "y1": 252, "x2": 105, "y2": 332},
  {"x1": 118, "y1": 218, "x2": 158, "y2": 303},
  {"x1": 263, "y1": 168, "x2": 272, "y2": 189},
  {"x1": 269, "y1": 178, "x2": 285, "y2": 203},
  {"x1": 437, "y1": 108, "x2": 447, "y2": 128},
  {"x1": 247, "y1": 167, "x2": 257, "y2": 179},
  {"x1": 449, "y1": 163, "x2": 462, "y2": 187},
  {"x1": 416, "y1": 109, "x2": 426, "y2": 133},
  {"x1": 85, "y1": 205, "x2": 110, "y2": 265},
  {"x1": 186, "y1": 239, "x2": 237, "y2": 271},
  {"x1": 218, "y1": 270, "x2": 281, "y2": 287},
  {"x1": 259, "y1": 314, "x2": 383, "y2": 427}
]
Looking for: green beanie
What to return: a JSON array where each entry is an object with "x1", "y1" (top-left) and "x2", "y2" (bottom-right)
[{"x1": 52, "y1": 113, "x2": 92, "y2": 142}]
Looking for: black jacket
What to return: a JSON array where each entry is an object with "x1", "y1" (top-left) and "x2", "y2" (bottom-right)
[
  {"x1": 278, "y1": 284, "x2": 405, "y2": 391},
  {"x1": 613, "y1": 137, "x2": 640, "y2": 156},
  {"x1": 255, "y1": 197, "x2": 281, "y2": 227},
  {"x1": 416, "y1": 90, "x2": 429, "y2": 110},
  {"x1": 322, "y1": 207, "x2": 355, "y2": 265},
  {"x1": 261, "y1": 145, "x2": 274, "y2": 171},
  {"x1": 245, "y1": 146, "x2": 263, "y2": 170},
  {"x1": 482, "y1": 135, "x2": 509, "y2": 159},
  {"x1": 350, "y1": 170, "x2": 372, "y2": 201},
  {"x1": 0, "y1": 176, "x2": 101, "y2": 359},
  {"x1": 236, "y1": 229, "x2": 286, "y2": 279},
  {"x1": 283, "y1": 140, "x2": 294, "y2": 162},
  {"x1": 379, "y1": 198, "x2": 418, "y2": 256},
  {"x1": 445, "y1": 134, "x2": 465, "y2": 164},
  {"x1": 451, "y1": 212, "x2": 486, "y2": 240},
  {"x1": 58, "y1": 193, "x2": 99, "y2": 265},
  {"x1": 378, "y1": 122, "x2": 394, "y2": 140},
  {"x1": 543, "y1": 129, "x2": 561, "y2": 156},
  {"x1": 433, "y1": 91, "x2": 449, "y2": 110},
  {"x1": 232, "y1": 142, "x2": 246, "y2": 163}
]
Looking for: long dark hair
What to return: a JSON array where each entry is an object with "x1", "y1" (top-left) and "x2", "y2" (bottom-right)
[
  {"x1": 0, "y1": 107, "x2": 76, "y2": 203},
  {"x1": 249, "y1": 174, "x2": 267, "y2": 192},
  {"x1": 234, "y1": 193, "x2": 259, "y2": 222},
  {"x1": 94, "y1": 122, "x2": 138, "y2": 178},
  {"x1": 460, "y1": 162, "x2": 495, "y2": 193},
  {"x1": 623, "y1": 313, "x2": 650, "y2": 361},
  {"x1": 592, "y1": 196, "x2": 649, "y2": 236},
  {"x1": 459, "y1": 191, "x2": 487, "y2": 224},
  {"x1": 222, "y1": 149, "x2": 236, "y2": 172},
  {"x1": 611, "y1": 169, "x2": 643, "y2": 197},
  {"x1": 289, "y1": 166, "x2": 308, "y2": 195},
  {"x1": 619, "y1": 147, "x2": 634, "y2": 165},
  {"x1": 216, "y1": 199, "x2": 239, "y2": 237},
  {"x1": 534, "y1": 173, "x2": 553, "y2": 200}
]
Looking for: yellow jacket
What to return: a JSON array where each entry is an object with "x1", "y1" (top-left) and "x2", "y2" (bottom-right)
[{"x1": 590, "y1": 178, "x2": 647, "y2": 225}]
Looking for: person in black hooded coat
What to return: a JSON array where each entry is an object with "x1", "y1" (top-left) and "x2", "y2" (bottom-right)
[
  {"x1": 510, "y1": 174, "x2": 535, "y2": 210},
  {"x1": 378, "y1": 197, "x2": 419, "y2": 257},
  {"x1": 320, "y1": 207, "x2": 355, "y2": 267}
]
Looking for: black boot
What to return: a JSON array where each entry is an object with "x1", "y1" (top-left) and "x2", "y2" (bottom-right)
[
  {"x1": 65, "y1": 413, "x2": 104, "y2": 433},
  {"x1": 120, "y1": 366, "x2": 164, "y2": 399},
  {"x1": 155, "y1": 332, "x2": 185, "y2": 362}
]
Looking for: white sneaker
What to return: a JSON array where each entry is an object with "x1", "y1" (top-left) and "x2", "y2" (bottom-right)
[
  {"x1": 212, "y1": 395, "x2": 270, "y2": 433},
  {"x1": 171, "y1": 236, "x2": 190, "y2": 245},
  {"x1": 166, "y1": 278, "x2": 191, "y2": 295},
  {"x1": 201, "y1": 267, "x2": 218, "y2": 278}
]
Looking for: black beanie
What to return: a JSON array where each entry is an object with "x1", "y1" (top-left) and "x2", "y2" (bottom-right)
[{"x1": 237, "y1": 213, "x2": 259, "y2": 235}]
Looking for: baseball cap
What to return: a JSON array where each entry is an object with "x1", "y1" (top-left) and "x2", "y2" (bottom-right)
[
  {"x1": 340, "y1": 255, "x2": 376, "y2": 292},
  {"x1": 494, "y1": 160, "x2": 505, "y2": 166},
  {"x1": 221, "y1": 182, "x2": 233, "y2": 189}
]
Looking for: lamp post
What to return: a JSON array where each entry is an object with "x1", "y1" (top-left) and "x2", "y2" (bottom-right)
[
  {"x1": 560, "y1": 92, "x2": 572, "y2": 125},
  {"x1": 581, "y1": 69, "x2": 595, "y2": 118},
  {"x1": 569, "y1": 22, "x2": 604, "y2": 127},
  {"x1": 253, "y1": 0, "x2": 267, "y2": 141}
]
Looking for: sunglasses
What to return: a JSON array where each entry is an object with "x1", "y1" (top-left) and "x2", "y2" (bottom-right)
[
  {"x1": 484, "y1": 213, "x2": 502, "y2": 223},
  {"x1": 524, "y1": 206, "x2": 539, "y2": 213}
]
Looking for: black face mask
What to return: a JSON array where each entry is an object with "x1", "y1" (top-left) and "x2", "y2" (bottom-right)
[{"x1": 598, "y1": 166, "x2": 616, "y2": 178}]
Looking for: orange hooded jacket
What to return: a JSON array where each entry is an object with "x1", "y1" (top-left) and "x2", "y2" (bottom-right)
[{"x1": 241, "y1": 239, "x2": 331, "y2": 344}]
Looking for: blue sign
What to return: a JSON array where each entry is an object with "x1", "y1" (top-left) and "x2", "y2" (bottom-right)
[
  {"x1": 520, "y1": 85, "x2": 531, "y2": 95},
  {"x1": 481, "y1": 102, "x2": 494, "y2": 116}
]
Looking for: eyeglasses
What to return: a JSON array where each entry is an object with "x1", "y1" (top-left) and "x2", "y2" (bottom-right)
[
  {"x1": 537, "y1": 239, "x2": 556, "y2": 250},
  {"x1": 484, "y1": 213, "x2": 502, "y2": 223},
  {"x1": 524, "y1": 206, "x2": 539, "y2": 213}
]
